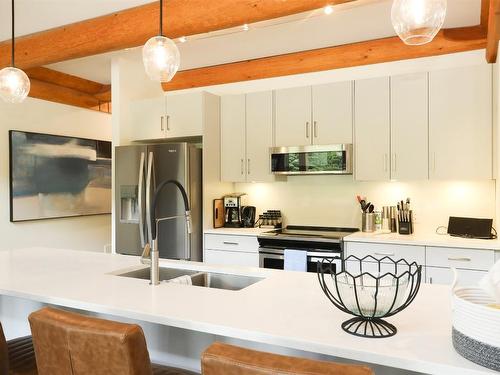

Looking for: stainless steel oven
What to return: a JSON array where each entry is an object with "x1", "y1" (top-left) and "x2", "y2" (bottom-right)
[
  {"x1": 259, "y1": 247, "x2": 342, "y2": 273},
  {"x1": 257, "y1": 226, "x2": 359, "y2": 273}
]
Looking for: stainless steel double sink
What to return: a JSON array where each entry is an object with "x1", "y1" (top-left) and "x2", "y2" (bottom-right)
[{"x1": 116, "y1": 267, "x2": 263, "y2": 291}]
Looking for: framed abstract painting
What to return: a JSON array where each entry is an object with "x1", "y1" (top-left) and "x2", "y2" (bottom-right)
[{"x1": 9, "y1": 130, "x2": 112, "y2": 222}]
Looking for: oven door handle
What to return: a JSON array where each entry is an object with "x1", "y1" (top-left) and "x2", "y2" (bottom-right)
[{"x1": 306, "y1": 251, "x2": 341, "y2": 258}]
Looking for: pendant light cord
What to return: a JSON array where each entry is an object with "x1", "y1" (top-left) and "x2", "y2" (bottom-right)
[
  {"x1": 11, "y1": 0, "x2": 15, "y2": 67},
  {"x1": 159, "y1": 0, "x2": 163, "y2": 36}
]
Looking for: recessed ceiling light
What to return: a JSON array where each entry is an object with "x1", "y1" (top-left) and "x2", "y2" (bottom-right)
[
  {"x1": 324, "y1": 5, "x2": 334, "y2": 15},
  {"x1": 178, "y1": 36, "x2": 187, "y2": 43},
  {"x1": 242, "y1": 24, "x2": 249, "y2": 31}
]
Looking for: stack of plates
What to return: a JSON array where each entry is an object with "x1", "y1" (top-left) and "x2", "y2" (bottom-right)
[{"x1": 452, "y1": 286, "x2": 500, "y2": 371}]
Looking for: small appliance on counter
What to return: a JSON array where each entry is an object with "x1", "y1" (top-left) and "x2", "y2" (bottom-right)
[
  {"x1": 447, "y1": 216, "x2": 496, "y2": 239},
  {"x1": 241, "y1": 206, "x2": 256, "y2": 228},
  {"x1": 397, "y1": 198, "x2": 413, "y2": 235},
  {"x1": 213, "y1": 199, "x2": 224, "y2": 228},
  {"x1": 223, "y1": 193, "x2": 246, "y2": 227}
]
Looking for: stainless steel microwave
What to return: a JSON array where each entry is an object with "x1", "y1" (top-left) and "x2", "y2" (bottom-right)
[{"x1": 270, "y1": 144, "x2": 353, "y2": 175}]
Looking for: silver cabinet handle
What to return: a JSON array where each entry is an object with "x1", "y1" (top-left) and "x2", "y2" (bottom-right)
[
  {"x1": 166, "y1": 115, "x2": 171, "y2": 131},
  {"x1": 374, "y1": 252, "x2": 395, "y2": 256},
  {"x1": 313, "y1": 121, "x2": 318, "y2": 138},
  {"x1": 223, "y1": 241, "x2": 239, "y2": 245},
  {"x1": 429, "y1": 277, "x2": 433, "y2": 284},
  {"x1": 433, "y1": 152, "x2": 436, "y2": 173},
  {"x1": 384, "y1": 154, "x2": 388, "y2": 172},
  {"x1": 138, "y1": 152, "x2": 146, "y2": 247},
  {"x1": 306, "y1": 122, "x2": 310, "y2": 138},
  {"x1": 240, "y1": 159, "x2": 244, "y2": 175},
  {"x1": 448, "y1": 257, "x2": 471, "y2": 262},
  {"x1": 160, "y1": 116, "x2": 165, "y2": 131},
  {"x1": 247, "y1": 159, "x2": 251, "y2": 175},
  {"x1": 392, "y1": 153, "x2": 397, "y2": 173}
]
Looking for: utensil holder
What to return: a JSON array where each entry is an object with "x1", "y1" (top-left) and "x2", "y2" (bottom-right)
[
  {"x1": 398, "y1": 211, "x2": 413, "y2": 235},
  {"x1": 362, "y1": 213, "x2": 375, "y2": 232}
]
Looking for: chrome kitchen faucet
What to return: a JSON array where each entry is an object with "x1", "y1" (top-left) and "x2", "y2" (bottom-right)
[{"x1": 141, "y1": 179, "x2": 192, "y2": 286}]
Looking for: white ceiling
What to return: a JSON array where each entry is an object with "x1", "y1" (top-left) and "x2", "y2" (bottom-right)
[{"x1": 1, "y1": 0, "x2": 482, "y2": 84}]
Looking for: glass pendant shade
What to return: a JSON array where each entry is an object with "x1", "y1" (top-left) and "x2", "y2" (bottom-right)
[
  {"x1": 142, "y1": 35, "x2": 180, "y2": 83},
  {"x1": 391, "y1": 0, "x2": 447, "y2": 45},
  {"x1": 0, "y1": 67, "x2": 30, "y2": 104}
]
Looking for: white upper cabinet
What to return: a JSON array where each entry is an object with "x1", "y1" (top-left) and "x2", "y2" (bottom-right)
[
  {"x1": 275, "y1": 86, "x2": 312, "y2": 146},
  {"x1": 221, "y1": 95, "x2": 246, "y2": 182},
  {"x1": 312, "y1": 82, "x2": 353, "y2": 144},
  {"x1": 220, "y1": 91, "x2": 274, "y2": 182},
  {"x1": 390, "y1": 73, "x2": 429, "y2": 180},
  {"x1": 129, "y1": 96, "x2": 166, "y2": 141},
  {"x1": 429, "y1": 65, "x2": 492, "y2": 180},
  {"x1": 354, "y1": 77, "x2": 391, "y2": 181},
  {"x1": 165, "y1": 92, "x2": 204, "y2": 138},
  {"x1": 246, "y1": 91, "x2": 274, "y2": 182}
]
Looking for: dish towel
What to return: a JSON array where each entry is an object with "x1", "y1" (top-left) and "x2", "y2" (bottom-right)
[
  {"x1": 168, "y1": 275, "x2": 193, "y2": 285},
  {"x1": 480, "y1": 259, "x2": 500, "y2": 303},
  {"x1": 284, "y1": 249, "x2": 307, "y2": 272}
]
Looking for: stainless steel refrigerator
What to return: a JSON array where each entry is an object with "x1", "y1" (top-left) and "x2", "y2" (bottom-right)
[{"x1": 115, "y1": 143, "x2": 202, "y2": 261}]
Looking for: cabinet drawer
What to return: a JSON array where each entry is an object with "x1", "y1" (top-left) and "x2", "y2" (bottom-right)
[
  {"x1": 204, "y1": 234, "x2": 259, "y2": 253},
  {"x1": 344, "y1": 242, "x2": 425, "y2": 265},
  {"x1": 426, "y1": 246, "x2": 495, "y2": 271},
  {"x1": 204, "y1": 249, "x2": 259, "y2": 267},
  {"x1": 425, "y1": 266, "x2": 487, "y2": 286}
]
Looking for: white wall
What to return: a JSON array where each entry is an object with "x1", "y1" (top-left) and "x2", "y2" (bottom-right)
[
  {"x1": 0, "y1": 98, "x2": 112, "y2": 252},
  {"x1": 236, "y1": 178, "x2": 496, "y2": 234}
]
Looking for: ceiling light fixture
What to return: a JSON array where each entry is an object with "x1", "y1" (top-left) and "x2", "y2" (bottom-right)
[
  {"x1": 142, "y1": 0, "x2": 180, "y2": 82},
  {"x1": 324, "y1": 5, "x2": 334, "y2": 15},
  {"x1": 391, "y1": 0, "x2": 447, "y2": 45},
  {"x1": 0, "y1": 0, "x2": 30, "y2": 104}
]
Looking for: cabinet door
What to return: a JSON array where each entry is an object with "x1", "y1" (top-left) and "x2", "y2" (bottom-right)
[
  {"x1": 391, "y1": 73, "x2": 429, "y2": 180},
  {"x1": 129, "y1": 96, "x2": 166, "y2": 141},
  {"x1": 312, "y1": 81, "x2": 353, "y2": 145},
  {"x1": 275, "y1": 86, "x2": 312, "y2": 146},
  {"x1": 165, "y1": 92, "x2": 204, "y2": 138},
  {"x1": 220, "y1": 95, "x2": 246, "y2": 182},
  {"x1": 429, "y1": 65, "x2": 492, "y2": 179},
  {"x1": 426, "y1": 266, "x2": 487, "y2": 286},
  {"x1": 246, "y1": 91, "x2": 274, "y2": 182},
  {"x1": 354, "y1": 77, "x2": 390, "y2": 181}
]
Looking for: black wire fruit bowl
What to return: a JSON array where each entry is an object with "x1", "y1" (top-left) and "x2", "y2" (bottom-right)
[{"x1": 317, "y1": 255, "x2": 422, "y2": 338}]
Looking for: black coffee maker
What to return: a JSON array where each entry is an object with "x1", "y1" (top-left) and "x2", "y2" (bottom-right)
[{"x1": 223, "y1": 194, "x2": 246, "y2": 227}]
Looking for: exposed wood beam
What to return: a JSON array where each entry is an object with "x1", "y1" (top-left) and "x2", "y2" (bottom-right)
[
  {"x1": 0, "y1": 0, "x2": 354, "y2": 70},
  {"x1": 482, "y1": 0, "x2": 491, "y2": 29},
  {"x1": 486, "y1": 0, "x2": 500, "y2": 62},
  {"x1": 162, "y1": 26, "x2": 486, "y2": 91},
  {"x1": 25, "y1": 67, "x2": 111, "y2": 113}
]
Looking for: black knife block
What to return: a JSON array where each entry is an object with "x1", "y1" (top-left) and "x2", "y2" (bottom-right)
[{"x1": 398, "y1": 211, "x2": 413, "y2": 235}]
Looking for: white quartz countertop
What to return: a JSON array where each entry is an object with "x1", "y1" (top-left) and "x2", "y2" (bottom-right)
[
  {"x1": 345, "y1": 231, "x2": 500, "y2": 251},
  {"x1": 0, "y1": 248, "x2": 495, "y2": 375},
  {"x1": 204, "y1": 227, "x2": 272, "y2": 236}
]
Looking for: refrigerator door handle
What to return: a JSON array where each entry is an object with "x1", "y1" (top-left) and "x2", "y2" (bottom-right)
[
  {"x1": 145, "y1": 151, "x2": 155, "y2": 245},
  {"x1": 138, "y1": 152, "x2": 146, "y2": 248}
]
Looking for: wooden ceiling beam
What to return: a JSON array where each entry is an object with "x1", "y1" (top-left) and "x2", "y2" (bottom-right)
[
  {"x1": 162, "y1": 26, "x2": 486, "y2": 91},
  {"x1": 486, "y1": 0, "x2": 500, "y2": 62},
  {"x1": 0, "y1": 0, "x2": 354, "y2": 70},
  {"x1": 25, "y1": 67, "x2": 111, "y2": 113}
]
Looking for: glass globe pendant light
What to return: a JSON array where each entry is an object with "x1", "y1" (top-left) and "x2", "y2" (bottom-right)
[
  {"x1": 0, "y1": 0, "x2": 30, "y2": 104},
  {"x1": 142, "y1": 0, "x2": 180, "y2": 82},
  {"x1": 391, "y1": 0, "x2": 447, "y2": 46}
]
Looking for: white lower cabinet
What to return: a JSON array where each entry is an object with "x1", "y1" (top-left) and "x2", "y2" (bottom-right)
[
  {"x1": 425, "y1": 266, "x2": 487, "y2": 286},
  {"x1": 204, "y1": 249, "x2": 259, "y2": 267},
  {"x1": 344, "y1": 242, "x2": 425, "y2": 265},
  {"x1": 204, "y1": 234, "x2": 259, "y2": 267}
]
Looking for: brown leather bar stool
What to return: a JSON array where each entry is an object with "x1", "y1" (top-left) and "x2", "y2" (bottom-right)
[
  {"x1": 0, "y1": 323, "x2": 37, "y2": 375},
  {"x1": 201, "y1": 342, "x2": 374, "y2": 375},
  {"x1": 28, "y1": 307, "x2": 197, "y2": 375}
]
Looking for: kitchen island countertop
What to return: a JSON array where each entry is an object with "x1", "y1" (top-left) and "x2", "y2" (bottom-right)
[{"x1": 0, "y1": 247, "x2": 495, "y2": 375}]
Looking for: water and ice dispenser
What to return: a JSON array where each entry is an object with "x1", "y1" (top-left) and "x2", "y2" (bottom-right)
[{"x1": 120, "y1": 185, "x2": 139, "y2": 223}]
